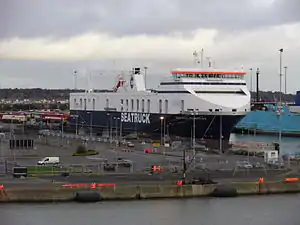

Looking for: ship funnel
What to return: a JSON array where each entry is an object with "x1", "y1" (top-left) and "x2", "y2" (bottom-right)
[{"x1": 295, "y1": 91, "x2": 300, "y2": 105}]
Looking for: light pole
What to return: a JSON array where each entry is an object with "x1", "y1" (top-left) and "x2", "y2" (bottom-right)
[
  {"x1": 159, "y1": 116, "x2": 165, "y2": 154},
  {"x1": 73, "y1": 70, "x2": 78, "y2": 90},
  {"x1": 278, "y1": 48, "x2": 284, "y2": 155},
  {"x1": 144, "y1": 66, "x2": 148, "y2": 89},
  {"x1": 75, "y1": 112, "x2": 78, "y2": 136},
  {"x1": 87, "y1": 112, "x2": 93, "y2": 139},
  {"x1": 0, "y1": 133, "x2": 4, "y2": 164},
  {"x1": 279, "y1": 48, "x2": 283, "y2": 105},
  {"x1": 219, "y1": 108, "x2": 223, "y2": 154},
  {"x1": 60, "y1": 117, "x2": 64, "y2": 147},
  {"x1": 249, "y1": 68, "x2": 253, "y2": 92},
  {"x1": 119, "y1": 118, "x2": 122, "y2": 144},
  {"x1": 284, "y1": 66, "x2": 288, "y2": 95},
  {"x1": 192, "y1": 113, "x2": 196, "y2": 169},
  {"x1": 160, "y1": 116, "x2": 164, "y2": 146},
  {"x1": 113, "y1": 117, "x2": 120, "y2": 142}
]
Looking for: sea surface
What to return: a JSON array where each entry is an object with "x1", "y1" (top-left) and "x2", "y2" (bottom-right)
[
  {"x1": 1, "y1": 134, "x2": 300, "y2": 225},
  {"x1": 1, "y1": 195, "x2": 300, "y2": 225}
]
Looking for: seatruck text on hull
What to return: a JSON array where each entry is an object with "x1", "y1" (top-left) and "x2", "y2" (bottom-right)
[{"x1": 121, "y1": 113, "x2": 150, "y2": 124}]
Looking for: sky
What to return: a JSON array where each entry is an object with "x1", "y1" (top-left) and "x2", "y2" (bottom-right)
[{"x1": 0, "y1": 0, "x2": 299, "y2": 93}]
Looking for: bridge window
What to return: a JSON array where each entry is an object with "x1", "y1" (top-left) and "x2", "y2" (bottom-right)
[
  {"x1": 147, "y1": 99, "x2": 151, "y2": 113},
  {"x1": 92, "y1": 99, "x2": 95, "y2": 110},
  {"x1": 142, "y1": 99, "x2": 145, "y2": 112},
  {"x1": 136, "y1": 99, "x2": 139, "y2": 111},
  {"x1": 84, "y1": 99, "x2": 87, "y2": 110},
  {"x1": 79, "y1": 99, "x2": 82, "y2": 108},
  {"x1": 126, "y1": 99, "x2": 129, "y2": 111},
  {"x1": 165, "y1": 100, "x2": 168, "y2": 114},
  {"x1": 106, "y1": 99, "x2": 109, "y2": 109},
  {"x1": 159, "y1": 100, "x2": 162, "y2": 113},
  {"x1": 131, "y1": 99, "x2": 134, "y2": 111},
  {"x1": 120, "y1": 99, "x2": 124, "y2": 111},
  {"x1": 181, "y1": 100, "x2": 184, "y2": 112},
  {"x1": 74, "y1": 98, "x2": 77, "y2": 107}
]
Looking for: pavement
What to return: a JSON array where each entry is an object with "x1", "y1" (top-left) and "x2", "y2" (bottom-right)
[
  {"x1": 0, "y1": 133, "x2": 299, "y2": 189},
  {"x1": 0, "y1": 168, "x2": 296, "y2": 189}
]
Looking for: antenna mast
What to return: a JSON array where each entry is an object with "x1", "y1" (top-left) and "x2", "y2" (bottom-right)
[
  {"x1": 193, "y1": 51, "x2": 198, "y2": 66},
  {"x1": 201, "y1": 48, "x2": 204, "y2": 68}
]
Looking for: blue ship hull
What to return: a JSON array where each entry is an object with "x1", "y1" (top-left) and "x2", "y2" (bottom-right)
[
  {"x1": 235, "y1": 105, "x2": 300, "y2": 136},
  {"x1": 67, "y1": 110, "x2": 244, "y2": 150}
]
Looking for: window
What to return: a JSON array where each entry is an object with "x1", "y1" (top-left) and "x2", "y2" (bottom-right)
[
  {"x1": 80, "y1": 98, "x2": 83, "y2": 108},
  {"x1": 120, "y1": 99, "x2": 124, "y2": 111},
  {"x1": 147, "y1": 99, "x2": 151, "y2": 113},
  {"x1": 181, "y1": 100, "x2": 184, "y2": 112},
  {"x1": 136, "y1": 99, "x2": 139, "y2": 111},
  {"x1": 126, "y1": 99, "x2": 129, "y2": 111},
  {"x1": 106, "y1": 99, "x2": 109, "y2": 108},
  {"x1": 74, "y1": 98, "x2": 77, "y2": 107},
  {"x1": 142, "y1": 99, "x2": 145, "y2": 112},
  {"x1": 92, "y1": 99, "x2": 95, "y2": 110},
  {"x1": 165, "y1": 99, "x2": 168, "y2": 114},
  {"x1": 84, "y1": 99, "x2": 87, "y2": 110},
  {"x1": 131, "y1": 99, "x2": 134, "y2": 111},
  {"x1": 159, "y1": 100, "x2": 162, "y2": 113}
]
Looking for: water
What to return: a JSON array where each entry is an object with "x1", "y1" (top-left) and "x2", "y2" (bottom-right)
[{"x1": 1, "y1": 195, "x2": 300, "y2": 225}]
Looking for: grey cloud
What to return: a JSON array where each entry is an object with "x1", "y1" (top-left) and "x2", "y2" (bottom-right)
[{"x1": 0, "y1": 0, "x2": 299, "y2": 38}]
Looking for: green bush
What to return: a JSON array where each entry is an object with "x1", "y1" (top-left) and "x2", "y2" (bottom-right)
[
  {"x1": 76, "y1": 145, "x2": 87, "y2": 154},
  {"x1": 72, "y1": 149, "x2": 99, "y2": 156}
]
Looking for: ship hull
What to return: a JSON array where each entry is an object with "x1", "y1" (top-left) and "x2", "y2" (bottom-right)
[{"x1": 68, "y1": 110, "x2": 245, "y2": 151}]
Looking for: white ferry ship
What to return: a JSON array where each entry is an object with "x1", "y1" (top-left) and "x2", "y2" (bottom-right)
[{"x1": 68, "y1": 58, "x2": 251, "y2": 150}]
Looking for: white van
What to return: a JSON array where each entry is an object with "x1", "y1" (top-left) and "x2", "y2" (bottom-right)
[{"x1": 38, "y1": 157, "x2": 60, "y2": 166}]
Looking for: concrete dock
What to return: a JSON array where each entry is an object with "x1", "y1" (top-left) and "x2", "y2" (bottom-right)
[{"x1": 1, "y1": 181, "x2": 300, "y2": 203}]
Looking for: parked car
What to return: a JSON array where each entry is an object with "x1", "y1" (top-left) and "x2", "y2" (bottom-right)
[
  {"x1": 237, "y1": 161, "x2": 253, "y2": 169},
  {"x1": 37, "y1": 157, "x2": 60, "y2": 166},
  {"x1": 117, "y1": 158, "x2": 131, "y2": 167}
]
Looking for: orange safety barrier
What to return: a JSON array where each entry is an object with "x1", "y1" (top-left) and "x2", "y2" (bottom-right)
[
  {"x1": 284, "y1": 178, "x2": 299, "y2": 182},
  {"x1": 152, "y1": 165, "x2": 162, "y2": 172},
  {"x1": 61, "y1": 183, "x2": 89, "y2": 188},
  {"x1": 177, "y1": 180, "x2": 183, "y2": 186},
  {"x1": 62, "y1": 183, "x2": 116, "y2": 189},
  {"x1": 97, "y1": 183, "x2": 116, "y2": 187}
]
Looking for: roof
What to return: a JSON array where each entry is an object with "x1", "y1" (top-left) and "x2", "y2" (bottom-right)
[{"x1": 171, "y1": 68, "x2": 246, "y2": 75}]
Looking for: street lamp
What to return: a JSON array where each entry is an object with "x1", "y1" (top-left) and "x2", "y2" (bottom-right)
[
  {"x1": 278, "y1": 48, "x2": 284, "y2": 157},
  {"x1": 249, "y1": 68, "x2": 253, "y2": 92},
  {"x1": 144, "y1": 66, "x2": 148, "y2": 89},
  {"x1": 279, "y1": 48, "x2": 283, "y2": 105},
  {"x1": 113, "y1": 117, "x2": 120, "y2": 143},
  {"x1": 219, "y1": 108, "x2": 223, "y2": 154},
  {"x1": 192, "y1": 112, "x2": 196, "y2": 169},
  {"x1": 73, "y1": 70, "x2": 78, "y2": 90},
  {"x1": 284, "y1": 66, "x2": 288, "y2": 95},
  {"x1": 87, "y1": 112, "x2": 93, "y2": 139},
  {"x1": 159, "y1": 116, "x2": 164, "y2": 147}
]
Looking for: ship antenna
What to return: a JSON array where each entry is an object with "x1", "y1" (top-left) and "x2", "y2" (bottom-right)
[
  {"x1": 201, "y1": 48, "x2": 204, "y2": 68},
  {"x1": 193, "y1": 51, "x2": 198, "y2": 66},
  {"x1": 206, "y1": 57, "x2": 212, "y2": 68}
]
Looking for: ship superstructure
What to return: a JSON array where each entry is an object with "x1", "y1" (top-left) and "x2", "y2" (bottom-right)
[{"x1": 69, "y1": 58, "x2": 250, "y2": 150}]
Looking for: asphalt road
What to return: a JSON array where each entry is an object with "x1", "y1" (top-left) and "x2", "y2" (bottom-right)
[{"x1": 0, "y1": 169, "x2": 290, "y2": 187}]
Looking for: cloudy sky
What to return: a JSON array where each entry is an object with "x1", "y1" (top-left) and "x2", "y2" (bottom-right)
[{"x1": 0, "y1": 0, "x2": 299, "y2": 93}]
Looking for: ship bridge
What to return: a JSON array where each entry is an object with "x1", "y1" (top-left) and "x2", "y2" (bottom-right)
[{"x1": 155, "y1": 68, "x2": 250, "y2": 109}]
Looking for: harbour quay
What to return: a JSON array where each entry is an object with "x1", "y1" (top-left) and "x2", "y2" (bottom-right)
[{"x1": 1, "y1": 180, "x2": 300, "y2": 203}]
